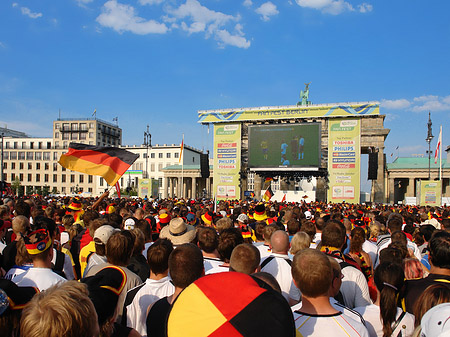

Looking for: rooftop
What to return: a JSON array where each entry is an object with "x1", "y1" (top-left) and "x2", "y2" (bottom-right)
[{"x1": 387, "y1": 156, "x2": 450, "y2": 170}]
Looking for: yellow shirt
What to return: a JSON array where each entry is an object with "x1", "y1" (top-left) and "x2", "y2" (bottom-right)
[{"x1": 79, "y1": 241, "x2": 96, "y2": 277}]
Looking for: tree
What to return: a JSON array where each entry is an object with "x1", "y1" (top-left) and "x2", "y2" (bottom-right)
[{"x1": 11, "y1": 177, "x2": 21, "y2": 196}]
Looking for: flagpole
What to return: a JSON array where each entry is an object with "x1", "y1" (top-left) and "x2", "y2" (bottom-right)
[
  {"x1": 439, "y1": 125, "x2": 442, "y2": 181},
  {"x1": 181, "y1": 134, "x2": 184, "y2": 199}
]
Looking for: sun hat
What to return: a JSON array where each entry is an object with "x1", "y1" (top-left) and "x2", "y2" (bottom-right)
[
  {"x1": 159, "y1": 217, "x2": 196, "y2": 245},
  {"x1": 421, "y1": 302, "x2": 450, "y2": 337}
]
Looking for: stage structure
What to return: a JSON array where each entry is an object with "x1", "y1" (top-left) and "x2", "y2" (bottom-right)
[{"x1": 198, "y1": 90, "x2": 390, "y2": 203}]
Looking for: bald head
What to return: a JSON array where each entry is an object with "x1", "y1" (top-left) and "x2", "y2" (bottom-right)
[{"x1": 270, "y1": 230, "x2": 290, "y2": 254}]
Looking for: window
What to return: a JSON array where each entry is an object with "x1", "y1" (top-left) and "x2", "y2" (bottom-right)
[
  {"x1": 80, "y1": 133, "x2": 86, "y2": 140},
  {"x1": 62, "y1": 133, "x2": 70, "y2": 140},
  {"x1": 13, "y1": 142, "x2": 18, "y2": 149},
  {"x1": 158, "y1": 164, "x2": 162, "y2": 171},
  {"x1": 47, "y1": 142, "x2": 51, "y2": 149},
  {"x1": 11, "y1": 173, "x2": 15, "y2": 181},
  {"x1": 88, "y1": 188, "x2": 93, "y2": 193},
  {"x1": 80, "y1": 123, "x2": 87, "y2": 130},
  {"x1": 70, "y1": 175, "x2": 75, "y2": 183},
  {"x1": 166, "y1": 153, "x2": 171, "y2": 158},
  {"x1": 28, "y1": 174, "x2": 32, "y2": 182},
  {"x1": 100, "y1": 178, "x2": 104, "y2": 186},
  {"x1": 62, "y1": 175, "x2": 66, "y2": 183},
  {"x1": 62, "y1": 167, "x2": 66, "y2": 171},
  {"x1": 3, "y1": 152, "x2": 8, "y2": 160},
  {"x1": 55, "y1": 141, "x2": 59, "y2": 148},
  {"x1": 10, "y1": 152, "x2": 17, "y2": 160},
  {"x1": 45, "y1": 163, "x2": 49, "y2": 170},
  {"x1": 174, "y1": 153, "x2": 179, "y2": 159},
  {"x1": 53, "y1": 152, "x2": 58, "y2": 160},
  {"x1": 18, "y1": 152, "x2": 25, "y2": 160},
  {"x1": 61, "y1": 187, "x2": 66, "y2": 193},
  {"x1": 38, "y1": 142, "x2": 42, "y2": 149},
  {"x1": 89, "y1": 132, "x2": 94, "y2": 138},
  {"x1": 89, "y1": 123, "x2": 94, "y2": 129},
  {"x1": 35, "y1": 152, "x2": 42, "y2": 160},
  {"x1": 36, "y1": 163, "x2": 40, "y2": 170},
  {"x1": 2, "y1": 163, "x2": 6, "y2": 169},
  {"x1": 151, "y1": 164, "x2": 155, "y2": 172},
  {"x1": 55, "y1": 123, "x2": 60, "y2": 129},
  {"x1": 53, "y1": 174, "x2": 57, "y2": 183},
  {"x1": 151, "y1": 153, "x2": 155, "y2": 159},
  {"x1": 28, "y1": 163, "x2": 32, "y2": 170},
  {"x1": 72, "y1": 123, "x2": 78, "y2": 130},
  {"x1": 26, "y1": 152, "x2": 33, "y2": 160},
  {"x1": 54, "y1": 132, "x2": 59, "y2": 138},
  {"x1": 53, "y1": 163, "x2": 58, "y2": 171},
  {"x1": 44, "y1": 174, "x2": 49, "y2": 182},
  {"x1": 192, "y1": 156, "x2": 195, "y2": 163},
  {"x1": 79, "y1": 175, "x2": 84, "y2": 183},
  {"x1": 71, "y1": 133, "x2": 78, "y2": 140},
  {"x1": 88, "y1": 175, "x2": 93, "y2": 183},
  {"x1": 5, "y1": 142, "x2": 9, "y2": 149},
  {"x1": 21, "y1": 142, "x2": 26, "y2": 149},
  {"x1": 43, "y1": 152, "x2": 50, "y2": 160},
  {"x1": 19, "y1": 173, "x2": 23, "y2": 182},
  {"x1": 11, "y1": 163, "x2": 15, "y2": 169},
  {"x1": 19, "y1": 163, "x2": 24, "y2": 170},
  {"x1": 30, "y1": 142, "x2": 34, "y2": 149},
  {"x1": 36, "y1": 174, "x2": 40, "y2": 182},
  {"x1": 158, "y1": 153, "x2": 163, "y2": 158}
]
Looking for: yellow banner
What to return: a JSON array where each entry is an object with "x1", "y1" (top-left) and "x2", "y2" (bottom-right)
[
  {"x1": 327, "y1": 119, "x2": 361, "y2": 203},
  {"x1": 419, "y1": 180, "x2": 441, "y2": 206},
  {"x1": 139, "y1": 179, "x2": 151, "y2": 198},
  {"x1": 199, "y1": 103, "x2": 379, "y2": 123},
  {"x1": 213, "y1": 124, "x2": 241, "y2": 200}
]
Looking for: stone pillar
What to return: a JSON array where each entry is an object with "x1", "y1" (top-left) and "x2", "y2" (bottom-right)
[
  {"x1": 183, "y1": 179, "x2": 187, "y2": 199},
  {"x1": 406, "y1": 178, "x2": 415, "y2": 197},
  {"x1": 373, "y1": 149, "x2": 385, "y2": 203},
  {"x1": 192, "y1": 177, "x2": 197, "y2": 199},
  {"x1": 164, "y1": 177, "x2": 170, "y2": 199},
  {"x1": 445, "y1": 178, "x2": 450, "y2": 197},
  {"x1": 170, "y1": 178, "x2": 174, "y2": 198},
  {"x1": 254, "y1": 174, "x2": 262, "y2": 200},
  {"x1": 389, "y1": 178, "x2": 395, "y2": 204}
]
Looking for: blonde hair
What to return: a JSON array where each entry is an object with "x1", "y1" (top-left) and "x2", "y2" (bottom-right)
[
  {"x1": 12, "y1": 215, "x2": 29, "y2": 235},
  {"x1": 290, "y1": 231, "x2": 311, "y2": 255},
  {"x1": 20, "y1": 281, "x2": 99, "y2": 337}
]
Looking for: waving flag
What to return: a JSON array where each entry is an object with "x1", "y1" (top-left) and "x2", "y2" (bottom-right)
[
  {"x1": 435, "y1": 126, "x2": 442, "y2": 164},
  {"x1": 58, "y1": 143, "x2": 139, "y2": 186}
]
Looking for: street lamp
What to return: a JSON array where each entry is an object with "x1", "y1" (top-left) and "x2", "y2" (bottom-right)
[
  {"x1": 1, "y1": 132, "x2": 3, "y2": 198},
  {"x1": 143, "y1": 125, "x2": 151, "y2": 179},
  {"x1": 426, "y1": 111, "x2": 434, "y2": 180}
]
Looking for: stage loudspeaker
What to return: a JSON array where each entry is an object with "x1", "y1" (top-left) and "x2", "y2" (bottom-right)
[
  {"x1": 368, "y1": 153, "x2": 378, "y2": 180},
  {"x1": 200, "y1": 154, "x2": 210, "y2": 178}
]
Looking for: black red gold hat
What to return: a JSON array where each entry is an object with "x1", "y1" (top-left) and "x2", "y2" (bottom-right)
[
  {"x1": 254, "y1": 204, "x2": 267, "y2": 221},
  {"x1": 167, "y1": 272, "x2": 295, "y2": 336},
  {"x1": 68, "y1": 200, "x2": 82, "y2": 211},
  {"x1": 159, "y1": 213, "x2": 171, "y2": 225},
  {"x1": 24, "y1": 229, "x2": 52, "y2": 255},
  {"x1": 82, "y1": 266, "x2": 127, "y2": 326},
  {"x1": 0, "y1": 279, "x2": 38, "y2": 315},
  {"x1": 201, "y1": 211, "x2": 213, "y2": 226}
]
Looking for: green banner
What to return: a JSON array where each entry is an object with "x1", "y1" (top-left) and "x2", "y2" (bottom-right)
[
  {"x1": 213, "y1": 124, "x2": 241, "y2": 200},
  {"x1": 327, "y1": 119, "x2": 361, "y2": 203},
  {"x1": 419, "y1": 180, "x2": 441, "y2": 206},
  {"x1": 199, "y1": 103, "x2": 379, "y2": 123},
  {"x1": 151, "y1": 179, "x2": 159, "y2": 198}
]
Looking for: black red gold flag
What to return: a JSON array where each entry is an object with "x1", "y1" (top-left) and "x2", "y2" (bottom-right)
[{"x1": 58, "y1": 143, "x2": 139, "y2": 186}]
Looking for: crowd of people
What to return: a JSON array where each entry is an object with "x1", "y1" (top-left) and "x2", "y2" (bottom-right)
[{"x1": 0, "y1": 193, "x2": 449, "y2": 337}]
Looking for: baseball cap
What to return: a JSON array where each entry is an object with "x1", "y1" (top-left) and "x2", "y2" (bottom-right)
[
  {"x1": 94, "y1": 225, "x2": 118, "y2": 245},
  {"x1": 421, "y1": 303, "x2": 450, "y2": 337},
  {"x1": 237, "y1": 214, "x2": 249, "y2": 223}
]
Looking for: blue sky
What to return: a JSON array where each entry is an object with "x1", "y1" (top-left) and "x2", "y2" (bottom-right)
[{"x1": 1, "y1": 0, "x2": 449, "y2": 191}]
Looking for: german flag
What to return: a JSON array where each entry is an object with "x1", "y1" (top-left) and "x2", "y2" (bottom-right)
[
  {"x1": 263, "y1": 186, "x2": 273, "y2": 202},
  {"x1": 58, "y1": 143, "x2": 139, "y2": 186}
]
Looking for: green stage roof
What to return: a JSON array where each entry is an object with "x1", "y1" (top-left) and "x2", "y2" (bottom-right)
[{"x1": 387, "y1": 157, "x2": 450, "y2": 170}]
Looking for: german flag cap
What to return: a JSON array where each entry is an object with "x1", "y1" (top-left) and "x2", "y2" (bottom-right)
[
  {"x1": 68, "y1": 199, "x2": 83, "y2": 211},
  {"x1": 167, "y1": 272, "x2": 295, "y2": 337},
  {"x1": 24, "y1": 229, "x2": 52, "y2": 255}
]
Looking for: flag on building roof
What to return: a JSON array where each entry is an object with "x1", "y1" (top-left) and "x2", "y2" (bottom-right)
[
  {"x1": 58, "y1": 143, "x2": 139, "y2": 186},
  {"x1": 263, "y1": 186, "x2": 273, "y2": 202}
]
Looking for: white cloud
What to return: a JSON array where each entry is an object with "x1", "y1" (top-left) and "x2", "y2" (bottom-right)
[
  {"x1": 12, "y1": 3, "x2": 43, "y2": 19},
  {"x1": 96, "y1": 0, "x2": 168, "y2": 35},
  {"x1": 139, "y1": 0, "x2": 164, "y2": 5},
  {"x1": 255, "y1": 2, "x2": 279, "y2": 21},
  {"x1": 166, "y1": 0, "x2": 250, "y2": 48},
  {"x1": 0, "y1": 42, "x2": 6, "y2": 49},
  {"x1": 295, "y1": 0, "x2": 357, "y2": 15},
  {"x1": 216, "y1": 29, "x2": 250, "y2": 49},
  {"x1": 358, "y1": 3, "x2": 373, "y2": 13},
  {"x1": 243, "y1": 0, "x2": 253, "y2": 8},
  {"x1": 380, "y1": 99, "x2": 411, "y2": 110},
  {"x1": 381, "y1": 94, "x2": 450, "y2": 113}
]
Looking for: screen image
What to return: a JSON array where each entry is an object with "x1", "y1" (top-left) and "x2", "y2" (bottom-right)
[{"x1": 248, "y1": 123, "x2": 321, "y2": 169}]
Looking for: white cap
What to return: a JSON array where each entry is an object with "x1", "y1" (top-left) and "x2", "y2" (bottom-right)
[
  {"x1": 304, "y1": 211, "x2": 312, "y2": 220},
  {"x1": 124, "y1": 218, "x2": 136, "y2": 230},
  {"x1": 237, "y1": 214, "x2": 249, "y2": 223},
  {"x1": 421, "y1": 303, "x2": 450, "y2": 337}
]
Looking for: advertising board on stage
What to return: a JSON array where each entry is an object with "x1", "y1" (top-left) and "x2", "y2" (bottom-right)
[
  {"x1": 198, "y1": 103, "x2": 379, "y2": 124},
  {"x1": 327, "y1": 118, "x2": 361, "y2": 203},
  {"x1": 248, "y1": 123, "x2": 321, "y2": 170},
  {"x1": 213, "y1": 124, "x2": 241, "y2": 200}
]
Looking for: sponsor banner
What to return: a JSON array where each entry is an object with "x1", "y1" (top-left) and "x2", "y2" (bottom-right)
[
  {"x1": 213, "y1": 124, "x2": 241, "y2": 200},
  {"x1": 139, "y1": 179, "x2": 151, "y2": 198},
  {"x1": 418, "y1": 180, "x2": 441, "y2": 206},
  {"x1": 198, "y1": 103, "x2": 379, "y2": 123},
  {"x1": 328, "y1": 119, "x2": 361, "y2": 203}
]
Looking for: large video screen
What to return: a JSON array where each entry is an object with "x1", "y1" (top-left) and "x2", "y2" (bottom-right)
[{"x1": 248, "y1": 123, "x2": 321, "y2": 169}]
